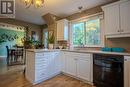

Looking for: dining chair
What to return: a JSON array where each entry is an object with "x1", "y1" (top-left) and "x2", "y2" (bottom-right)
[
  {"x1": 14, "y1": 48, "x2": 24, "y2": 64},
  {"x1": 6, "y1": 46, "x2": 13, "y2": 65},
  {"x1": 6, "y1": 46, "x2": 9, "y2": 65}
]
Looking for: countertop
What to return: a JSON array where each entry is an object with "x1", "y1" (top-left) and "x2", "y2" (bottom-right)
[
  {"x1": 26, "y1": 49, "x2": 130, "y2": 56},
  {"x1": 26, "y1": 49, "x2": 61, "y2": 52},
  {"x1": 62, "y1": 49, "x2": 130, "y2": 56}
]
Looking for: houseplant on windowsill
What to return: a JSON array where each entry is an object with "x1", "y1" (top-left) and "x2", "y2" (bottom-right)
[{"x1": 47, "y1": 33, "x2": 55, "y2": 49}]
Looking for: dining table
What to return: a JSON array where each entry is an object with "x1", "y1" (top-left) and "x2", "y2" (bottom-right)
[{"x1": 8, "y1": 47, "x2": 25, "y2": 65}]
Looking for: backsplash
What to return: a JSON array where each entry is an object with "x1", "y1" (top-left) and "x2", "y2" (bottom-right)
[{"x1": 105, "y1": 38, "x2": 130, "y2": 52}]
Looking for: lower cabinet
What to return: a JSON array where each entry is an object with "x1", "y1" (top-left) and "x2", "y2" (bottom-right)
[
  {"x1": 26, "y1": 51, "x2": 92, "y2": 85},
  {"x1": 62, "y1": 52, "x2": 92, "y2": 82},
  {"x1": 77, "y1": 57, "x2": 91, "y2": 81},
  {"x1": 65, "y1": 53, "x2": 77, "y2": 76},
  {"x1": 124, "y1": 56, "x2": 130, "y2": 87},
  {"x1": 60, "y1": 52, "x2": 66, "y2": 72}
]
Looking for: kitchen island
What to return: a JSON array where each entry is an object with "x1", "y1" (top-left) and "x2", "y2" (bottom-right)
[{"x1": 26, "y1": 49, "x2": 61, "y2": 84}]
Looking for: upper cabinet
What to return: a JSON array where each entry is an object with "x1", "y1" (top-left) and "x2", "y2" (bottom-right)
[
  {"x1": 102, "y1": 0, "x2": 130, "y2": 38},
  {"x1": 120, "y1": 1, "x2": 130, "y2": 34},
  {"x1": 57, "y1": 19, "x2": 69, "y2": 41},
  {"x1": 102, "y1": 4, "x2": 120, "y2": 35}
]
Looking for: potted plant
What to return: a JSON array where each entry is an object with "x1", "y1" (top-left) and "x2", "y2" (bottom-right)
[
  {"x1": 22, "y1": 36, "x2": 34, "y2": 49},
  {"x1": 32, "y1": 40, "x2": 42, "y2": 49},
  {"x1": 47, "y1": 33, "x2": 55, "y2": 49}
]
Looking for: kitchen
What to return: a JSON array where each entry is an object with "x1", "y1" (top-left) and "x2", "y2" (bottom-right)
[
  {"x1": 0, "y1": 0, "x2": 130, "y2": 87},
  {"x1": 25, "y1": 0, "x2": 130, "y2": 87}
]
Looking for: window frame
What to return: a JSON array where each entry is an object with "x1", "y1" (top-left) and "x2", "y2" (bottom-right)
[{"x1": 70, "y1": 15, "x2": 104, "y2": 48}]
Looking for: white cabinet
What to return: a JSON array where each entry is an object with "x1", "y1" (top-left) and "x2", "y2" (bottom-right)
[
  {"x1": 120, "y1": 1, "x2": 130, "y2": 34},
  {"x1": 35, "y1": 53, "x2": 50, "y2": 82},
  {"x1": 63, "y1": 52, "x2": 92, "y2": 82},
  {"x1": 103, "y1": 4, "x2": 120, "y2": 35},
  {"x1": 77, "y1": 54, "x2": 91, "y2": 81},
  {"x1": 60, "y1": 52, "x2": 66, "y2": 72},
  {"x1": 53, "y1": 52, "x2": 61, "y2": 74},
  {"x1": 66, "y1": 52, "x2": 77, "y2": 76},
  {"x1": 102, "y1": 0, "x2": 130, "y2": 38},
  {"x1": 26, "y1": 51, "x2": 61, "y2": 85},
  {"x1": 57, "y1": 19, "x2": 69, "y2": 41},
  {"x1": 124, "y1": 56, "x2": 130, "y2": 87}
]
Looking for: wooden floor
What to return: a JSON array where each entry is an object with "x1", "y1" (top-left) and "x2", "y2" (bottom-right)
[
  {"x1": 0, "y1": 72, "x2": 94, "y2": 87},
  {"x1": 0, "y1": 57, "x2": 94, "y2": 87}
]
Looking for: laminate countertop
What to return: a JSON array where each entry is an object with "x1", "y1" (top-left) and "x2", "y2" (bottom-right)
[{"x1": 26, "y1": 49, "x2": 130, "y2": 56}]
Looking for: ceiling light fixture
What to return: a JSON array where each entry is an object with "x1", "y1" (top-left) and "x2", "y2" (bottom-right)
[
  {"x1": 78, "y1": 6, "x2": 83, "y2": 13},
  {"x1": 23, "y1": 0, "x2": 44, "y2": 8}
]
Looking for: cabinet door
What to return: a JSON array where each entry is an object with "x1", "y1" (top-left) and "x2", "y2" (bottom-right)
[
  {"x1": 64, "y1": 20, "x2": 68, "y2": 40},
  {"x1": 57, "y1": 19, "x2": 68, "y2": 41},
  {"x1": 77, "y1": 57, "x2": 91, "y2": 81},
  {"x1": 120, "y1": 1, "x2": 130, "y2": 34},
  {"x1": 103, "y1": 4, "x2": 120, "y2": 35},
  {"x1": 53, "y1": 52, "x2": 61, "y2": 74},
  {"x1": 57, "y1": 20, "x2": 64, "y2": 40},
  {"x1": 124, "y1": 56, "x2": 130, "y2": 87},
  {"x1": 48, "y1": 52, "x2": 55, "y2": 76},
  {"x1": 66, "y1": 52, "x2": 77, "y2": 76},
  {"x1": 60, "y1": 52, "x2": 66, "y2": 72}
]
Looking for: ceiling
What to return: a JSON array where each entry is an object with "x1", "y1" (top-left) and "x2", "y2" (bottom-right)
[{"x1": 15, "y1": 0, "x2": 115, "y2": 25}]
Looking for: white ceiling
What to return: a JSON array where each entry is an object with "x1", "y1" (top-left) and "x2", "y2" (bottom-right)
[{"x1": 15, "y1": 0, "x2": 114, "y2": 25}]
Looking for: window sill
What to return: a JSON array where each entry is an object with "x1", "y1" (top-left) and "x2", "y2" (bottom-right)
[{"x1": 72, "y1": 45, "x2": 104, "y2": 48}]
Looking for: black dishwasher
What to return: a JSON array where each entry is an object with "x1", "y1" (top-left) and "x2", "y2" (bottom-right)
[{"x1": 93, "y1": 54, "x2": 124, "y2": 87}]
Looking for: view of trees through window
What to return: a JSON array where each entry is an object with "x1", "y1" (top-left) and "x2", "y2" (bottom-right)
[{"x1": 72, "y1": 18, "x2": 101, "y2": 46}]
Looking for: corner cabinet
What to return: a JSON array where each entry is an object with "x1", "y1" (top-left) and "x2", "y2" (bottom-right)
[
  {"x1": 102, "y1": 0, "x2": 130, "y2": 38},
  {"x1": 57, "y1": 19, "x2": 69, "y2": 41}
]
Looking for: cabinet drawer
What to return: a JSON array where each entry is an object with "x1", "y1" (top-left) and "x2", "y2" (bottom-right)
[
  {"x1": 78, "y1": 57, "x2": 91, "y2": 61},
  {"x1": 36, "y1": 61, "x2": 47, "y2": 65},
  {"x1": 35, "y1": 68, "x2": 46, "y2": 73},
  {"x1": 36, "y1": 53, "x2": 52, "y2": 57},
  {"x1": 36, "y1": 53, "x2": 44, "y2": 57},
  {"x1": 35, "y1": 72, "x2": 46, "y2": 81},
  {"x1": 36, "y1": 58, "x2": 47, "y2": 62},
  {"x1": 71, "y1": 53, "x2": 91, "y2": 59},
  {"x1": 35, "y1": 64, "x2": 47, "y2": 69}
]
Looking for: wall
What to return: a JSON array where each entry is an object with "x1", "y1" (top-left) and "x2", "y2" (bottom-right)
[
  {"x1": 0, "y1": 27, "x2": 25, "y2": 56},
  {"x1": 66, "y1": 6, "x2": 102, "y2": 20},
  {"x1": 0, "y1": 18, "x2": 42, "y2": 41}
]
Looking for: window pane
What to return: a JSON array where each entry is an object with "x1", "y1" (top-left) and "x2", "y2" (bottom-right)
[
  {"x1": 72, "y1": 22, "x2": 85, "y2": 45},
  {"x1": 85, "y1": 19, "x2": 100, "y2": 45}
]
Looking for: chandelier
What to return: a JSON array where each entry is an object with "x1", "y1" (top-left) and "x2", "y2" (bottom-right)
[{"x1": 23, "y1": 0, "x2": 44, "y2": 8}]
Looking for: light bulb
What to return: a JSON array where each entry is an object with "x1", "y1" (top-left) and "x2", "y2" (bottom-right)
[{"x1": 34, "y1": 0, "x2": 44, "y2": 8}]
